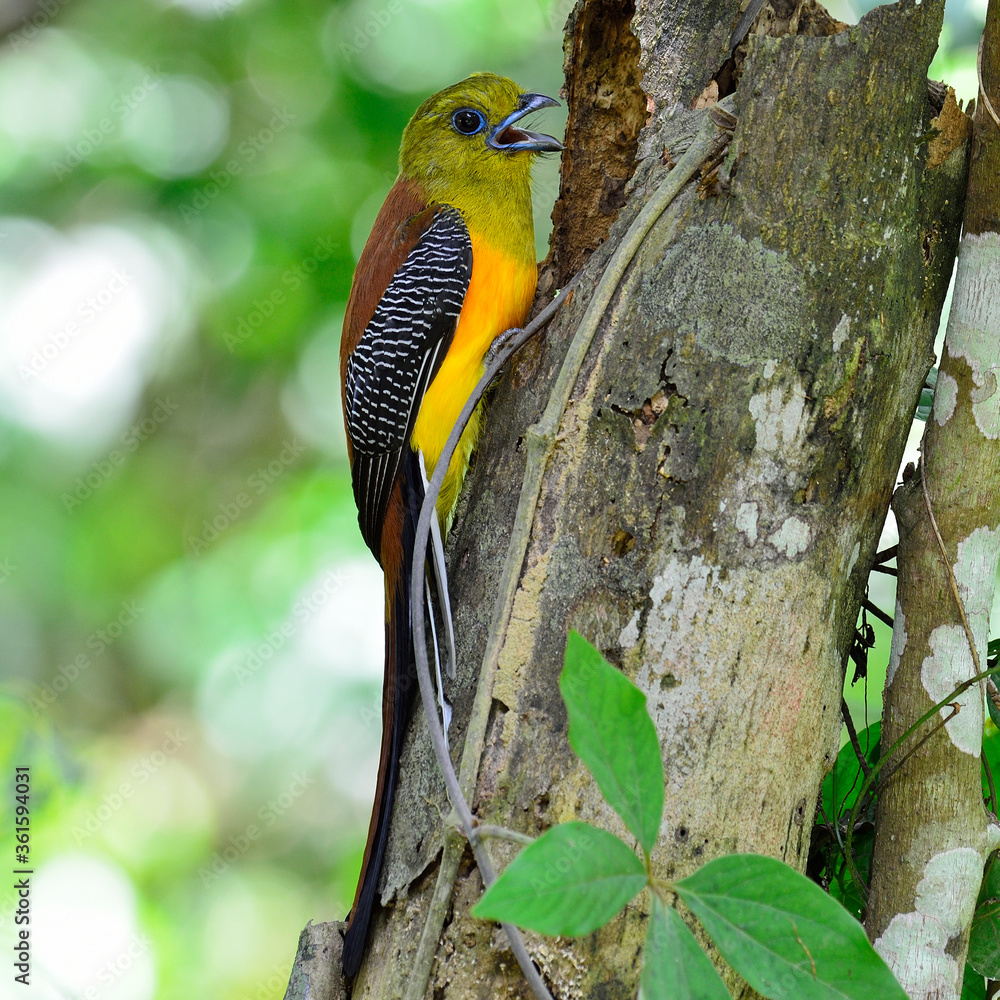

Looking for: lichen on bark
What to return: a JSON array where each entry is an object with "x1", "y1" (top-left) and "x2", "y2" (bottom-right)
[{"x1": 865, "y1": 10, "x2": 1000, "y2": 992}]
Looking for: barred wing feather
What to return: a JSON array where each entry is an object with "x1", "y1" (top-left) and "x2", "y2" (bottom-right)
[{"x1": 345, "y1": 207, "x2": 472, "y2": 558}]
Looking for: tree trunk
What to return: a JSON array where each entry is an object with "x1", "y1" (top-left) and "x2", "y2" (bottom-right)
[
  {"x1": 341, "y1": 1, "x2": 969, "y2": 997},
  {"x1": 865, "y1": 4, "x2": 1000, "y2": 997}
]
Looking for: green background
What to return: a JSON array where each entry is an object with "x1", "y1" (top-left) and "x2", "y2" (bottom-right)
[{"x1": 0, "y1": 0, "x2": 986, "y2": 996}]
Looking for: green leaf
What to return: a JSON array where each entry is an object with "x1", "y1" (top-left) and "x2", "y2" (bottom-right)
[
  {"x1": 560, "y1": 631, "x2": 664, "y2": 854},
  {"x1": 827, "y1": 825, "x2": 875, "y2": 922},
  {"x1": 980, "y1": 853, "x2": 1000, "y2": 903},
  {"x1": 915, "y1": 388, "x2": 934, "y2": 422},
  {"x1": 982, "y1": 729, "x2": 1000, "y2": 803},
  {"x1": 960, "y1": 962, "x2": 986, "y2": 1000},
  {"x1": 916, "y1": 368, "x2": 938, "y2": 421},
  {"x1": 640, "y1": 896, "x2": 731, "y2": 1000},
  {"x1": 675, "y1": 854, "x2": 908, "y2": 1000},
  {"x1": 820, "y1": 722, "x2": 880, "y2": 821},
  {"x1": 968, "y1": 857, "x2": 1000, "y2": 980},
  {"x1": 473, "y1": 822, "x2": 646, "y2": 936},
  {"x1": 968, "y1": 899, "x2": 1000, "y2": 978},
  {"x1": 987, "y1": 694, "x2": 1000, "y2": 733}
]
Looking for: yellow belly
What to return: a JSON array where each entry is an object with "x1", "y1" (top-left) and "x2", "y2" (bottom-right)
[{"x1": 410, "y1": 234, "x2": 536, "y2": 526}]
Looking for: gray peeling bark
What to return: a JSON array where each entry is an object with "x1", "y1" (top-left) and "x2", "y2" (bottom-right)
[
  {"x1": 344, "y1": 2, "x2": 967, "y2": 999},
  {"x1": 865, "y1": 5, "x2": 1000, "y2": 998}
]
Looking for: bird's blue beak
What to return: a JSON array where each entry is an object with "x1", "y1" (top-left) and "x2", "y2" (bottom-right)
[{"x1": 488, "y1": 93, "x2": 563, "y2": 153}]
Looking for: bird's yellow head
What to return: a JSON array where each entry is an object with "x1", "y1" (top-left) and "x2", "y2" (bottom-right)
[{"x1": 399, "y1": 73, "x2": 562, "y2": 211}]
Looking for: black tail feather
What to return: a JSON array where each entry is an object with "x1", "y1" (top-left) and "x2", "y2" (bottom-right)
[{"x1": 342, "y1": 452, "x2": 422, "y2": 977}]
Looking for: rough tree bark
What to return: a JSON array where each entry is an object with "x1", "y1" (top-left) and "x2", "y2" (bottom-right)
[
  {"x1": 302, "y1": 1, "x2": 972, "y2": 998},
  {"x1": 865, "y1": 5, "x2": 1000, "y2": 997}
]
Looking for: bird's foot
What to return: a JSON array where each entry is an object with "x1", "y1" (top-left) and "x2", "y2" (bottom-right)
[{"x1": 484, "y1": 325, "x2": 523, "y2": 371}]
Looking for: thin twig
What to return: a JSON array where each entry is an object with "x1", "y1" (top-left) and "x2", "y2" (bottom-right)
[
  {"x1": 870, "y1": 565, "x2": 898, "y2": 577},
  {"x1": 862, "y1": 599, "x2": 894, "y2": 629},
  {"x1": 920, "y1": 461, "x2": 982, "y2": 676},
  {"x1": 845, "y1": 459, "x2": 1000, "y2": 886},
  {"x1": 841, "y1": 699, "x2": 873, "y2": 781},
  {"x1": 408, "y1": 287, "x2": 574, "y2": 1000},
  {"x1": 472, "y1": 825, "x2": 537, "y2": 848},
  {"x1": 875, "y1": 704, "x2": 960, "y2": 792},
  {"x1": 845, "y1": 669, "x2": 1000, "y2": 900},
  {"x1": 834, "y1": 700, "x2": 874, "y2": 892},
  {"x1": 919, "y1": 458, "x2": 997, "y2": 819},
  {"x1": 817, "y1": 799, "x2": 842, "y2": 850},
  {"x1": 405, "y1": 283, "x2": 579, "y2": 1000},
  {"x1": 846, "y1": 464, "x2": 996, "y2": 895},
  {"x1": 873, "y1": 544, "x2": 898, "y2": 565},
  {"x1": 406, "y1": 103, "x2": 735, "y2": 1000},
  {"x1": 979, "y1": 32, "x2": 1000, "y2": 129},
  {"x1": 729, "y1": 0, "x2": 767, "y2": 54}
]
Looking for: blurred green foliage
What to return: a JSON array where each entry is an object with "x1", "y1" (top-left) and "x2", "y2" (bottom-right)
[
  {"x1": 0, "y1": 1, "x2": 564, "y2": 996},
  {"x1": 0, "y1": 0, "x2": 983, "y2": 997}
]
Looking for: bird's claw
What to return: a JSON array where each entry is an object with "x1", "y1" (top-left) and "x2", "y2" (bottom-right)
[{"x1": 484, "y1": 326, "x2": 523, "y2": 370}]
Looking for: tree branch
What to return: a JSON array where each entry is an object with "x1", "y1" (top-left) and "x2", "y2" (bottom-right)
[{"x1": 865, "y1": 4, "x2": 1000, "y2": 985}]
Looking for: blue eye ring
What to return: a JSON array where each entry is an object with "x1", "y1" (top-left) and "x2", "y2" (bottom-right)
[{"x1": 451, "y1": 108, "x2": 486, "y2": 136}]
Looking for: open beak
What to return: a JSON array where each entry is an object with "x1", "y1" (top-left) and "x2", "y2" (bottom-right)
[{"x1": 487, "y1": 93, "x2": 563, "y2": 153}]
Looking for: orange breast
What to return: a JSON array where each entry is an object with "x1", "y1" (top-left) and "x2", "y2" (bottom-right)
[{"x1": 410, "y1": 233, "x2": 536, "y2": 521}]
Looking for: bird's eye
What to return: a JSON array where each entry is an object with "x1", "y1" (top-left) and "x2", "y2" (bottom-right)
[{"x1": 452, "y1": 108, "x2": 486, "y2": 136}]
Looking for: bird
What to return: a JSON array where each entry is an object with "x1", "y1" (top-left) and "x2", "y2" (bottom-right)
[{"x1": 338, "y1": 72, "x2": 562, "y2": 976}]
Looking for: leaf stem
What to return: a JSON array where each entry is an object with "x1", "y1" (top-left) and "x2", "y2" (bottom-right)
[
  {"x1": 841, "y1": 698, "x2": 873, "y2": 782},
  {"x1": 649, "y1": 878, "x2": 676, "y2": 905},
  {"x1": 985, "y1": 747, "x2": 998, "y2": 820},
  {"x1": 846, "y1": 678, "x2": 998, "y2": 899},
  {"x1": 471, "y1": 825, "x2": 537, "y2": 848}
]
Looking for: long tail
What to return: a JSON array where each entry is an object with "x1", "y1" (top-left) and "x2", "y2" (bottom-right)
[{"x1": 342, "y1": 453, "x2": 421, "y2": 977}]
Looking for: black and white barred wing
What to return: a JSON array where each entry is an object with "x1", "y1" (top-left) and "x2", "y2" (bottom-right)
[{"x1": 345, "y1": 207, "x2": 472, "y2": 558}]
